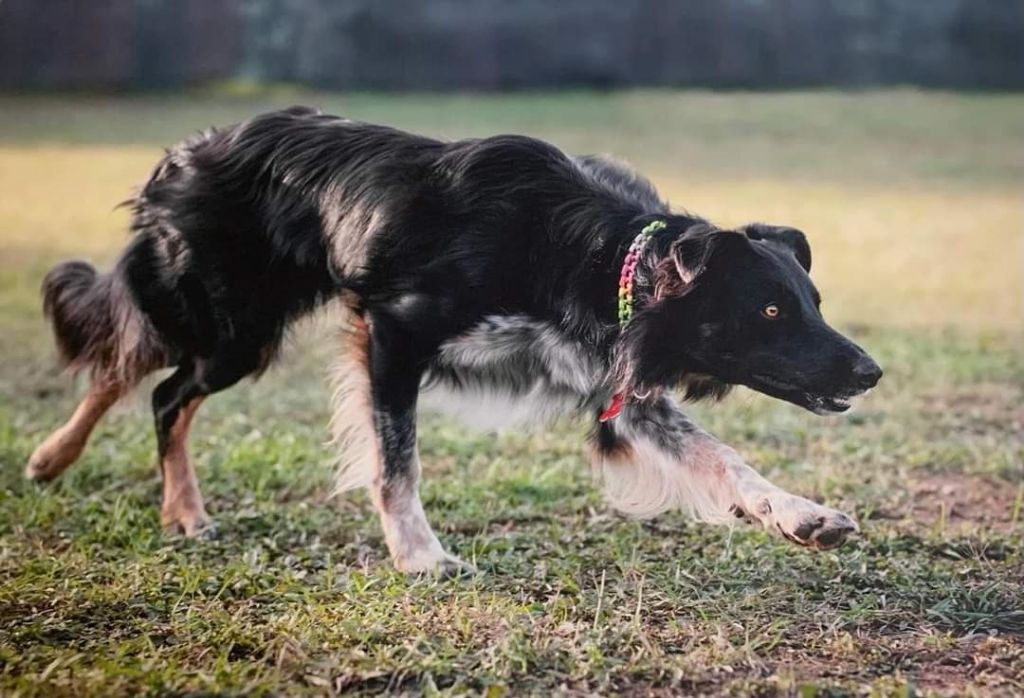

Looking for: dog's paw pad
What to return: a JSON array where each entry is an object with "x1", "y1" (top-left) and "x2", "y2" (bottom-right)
[{"x1": 24, "y1": 460, "x2": 55, "y2": 482}]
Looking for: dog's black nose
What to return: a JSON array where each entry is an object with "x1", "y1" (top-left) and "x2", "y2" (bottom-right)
[{"x1": 851, "y1": 355, "x2": 882, "y2": 389}]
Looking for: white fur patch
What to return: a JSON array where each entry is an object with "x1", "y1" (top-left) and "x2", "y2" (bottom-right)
[
  {"x1": 373, "y1": 462, "x2": 455, "y2": 573},
  {"x1": 419, "y1": 381, "x2": 577, "y2": 431},
  {"x1": 593, "y1": 414, "x2": 859, "y2": 549},
  {"x1": 594, "y1": 431, "x2": 741, "y2": 524},
  {"x1": 421, "y1": 315, "x2": 601, "y2": 430}
]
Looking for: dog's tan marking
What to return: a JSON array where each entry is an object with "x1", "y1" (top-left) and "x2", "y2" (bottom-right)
[
  {"x1": 25, "y1": 382, "x2": 123, "y2": 481},
  {"x1": 329, "y1": 307, "x2": 379, "y2": 495},
  {"x1": 160, "y1": 396, "x2": 210, "y2": 537},
  {"x1": 330, "y1": 305, "x2": 471, "y2": 575},
  {"x1": 595, "y1": 426, "x2": 858, "y2": 550}
]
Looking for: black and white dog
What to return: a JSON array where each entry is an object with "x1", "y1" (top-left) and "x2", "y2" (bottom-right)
[{"x1": 28, "y1": 107, "x2": 881, "y2": 575}]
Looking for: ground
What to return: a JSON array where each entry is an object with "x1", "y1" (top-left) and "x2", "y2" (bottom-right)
[{"x1": 0, "y1": 90, "x2": 1021, "y2": 696}]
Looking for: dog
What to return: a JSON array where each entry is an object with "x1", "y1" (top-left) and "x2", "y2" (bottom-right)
[{"x1": 27, "y1": 106, "x2": 882, "y2": 575}]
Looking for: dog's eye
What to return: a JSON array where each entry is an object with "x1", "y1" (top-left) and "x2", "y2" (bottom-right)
[{"x1": 761, "y1": 304, "x2": 780, "y2": 319}]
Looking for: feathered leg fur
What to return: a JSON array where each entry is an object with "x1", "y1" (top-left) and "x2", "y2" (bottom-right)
[{"x1": 592, "y1": 396, "x2": 859, "y2": 549}]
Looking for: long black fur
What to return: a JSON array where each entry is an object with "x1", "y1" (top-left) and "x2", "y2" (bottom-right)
[
  {"x1": 77, "y1": 108, "x2": 674, "y2": 384},
  {"x1": 43, "y1": 259, "x2": 165, "y2": 384},
  {"x1": 42, "y1": 260, "x2": 103, "y2": 367}
]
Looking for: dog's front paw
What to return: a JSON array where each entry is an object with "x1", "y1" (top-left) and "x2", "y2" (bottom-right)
[{"x1": 743, "y1": 493, "x2": 858, "y2": 550}]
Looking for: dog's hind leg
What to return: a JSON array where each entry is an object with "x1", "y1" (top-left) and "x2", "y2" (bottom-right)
[
  {"x1": 152, "y1": 353, "x2": 256, "y2": 537},
  {"x1": 26, "y1": 381, "x2": 124, "y2": 481},
  {"x1": 592, "y1": 396, "x2": 859, "y2": 550},
  {"x1": 332, "y1": 310, "x2": 472, "y2": 576},
  {"x1": 152, "y1": 365, "x2": 210, "y2": 536}
]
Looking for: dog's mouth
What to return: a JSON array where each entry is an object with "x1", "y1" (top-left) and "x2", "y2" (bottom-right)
[
  {"x1": 810, "y1": 394, "x2": 853, "y2": 415},
  {"x1": 748, "y1": 373, "x2": 863, "y2": 415}
]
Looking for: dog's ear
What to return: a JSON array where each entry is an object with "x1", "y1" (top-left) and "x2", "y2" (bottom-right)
[
  {"x1": 653, "y1": 229, "x2": 749, "y2": 299},
  {"x1": 744, "y1": 224, "x2": 811, "y2": 272}
]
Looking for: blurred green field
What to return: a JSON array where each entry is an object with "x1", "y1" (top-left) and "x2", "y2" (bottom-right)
[{"x1": 0, "y1": 91, "x2": 1022, "y2": 696}]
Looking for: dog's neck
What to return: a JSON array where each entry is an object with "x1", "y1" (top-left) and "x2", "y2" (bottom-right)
[
  {"x1": 614, "y1": 220, "x2": 668, "y2": 327},
  {"x1": 534, "y1": 200, "x2": 707, "y2": 351},
  {"x1": 602, "y1": 214, "x2": 708, "y2": 325},
  {"x1": 596, "y1": 216, "x2": 703, "y2": 421}
]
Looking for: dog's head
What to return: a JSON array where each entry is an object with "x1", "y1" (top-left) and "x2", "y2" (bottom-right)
[{"x1": 615, "y1": 222, "x2": 881, "y2": 414}]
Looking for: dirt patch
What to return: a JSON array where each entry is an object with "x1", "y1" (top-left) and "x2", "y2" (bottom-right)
[
  {"x1": 906, "y1": 474, "x2": 1022, "y2": 534},
  {"x1": 725, "y1": 633, "x2": 1024, "y2": 697},
  {"x1": 912, "y1": 635, "x2": 1024, "y2": 696}
]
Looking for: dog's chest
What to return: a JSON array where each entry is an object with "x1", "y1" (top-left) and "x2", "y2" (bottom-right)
[{"x1": 420, "y1": 315, "x2": 604, "y2": 429}]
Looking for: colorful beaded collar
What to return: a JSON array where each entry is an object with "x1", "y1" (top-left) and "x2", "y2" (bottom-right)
[{"x1": 599, "y1": 219, "x2": 668, "y2": 422}]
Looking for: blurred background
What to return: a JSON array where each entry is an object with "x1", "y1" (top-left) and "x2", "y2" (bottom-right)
[
  {"x1": 3, "y1": 0, "x2": 1024, "y2": 90},
  {"x1": 0, "y1": 2, "x2": 1022, "y2": 695}
]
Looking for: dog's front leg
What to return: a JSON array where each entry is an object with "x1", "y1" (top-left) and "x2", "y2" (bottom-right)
[
  {"x1": 355, "y1": 312, "x2": 474, "y2": 576},
  {"x1": 592, "y1": 397, "x2": 858, "y2": 549}
]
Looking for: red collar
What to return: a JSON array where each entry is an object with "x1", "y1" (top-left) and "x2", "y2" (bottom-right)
[{"x1": 598, "y1": 392, "x2": 626, "y2": 422}]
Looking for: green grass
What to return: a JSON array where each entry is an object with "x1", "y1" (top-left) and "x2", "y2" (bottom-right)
[{"x1": 0, "y1": 90, "x2": 1022, "y2": 696}]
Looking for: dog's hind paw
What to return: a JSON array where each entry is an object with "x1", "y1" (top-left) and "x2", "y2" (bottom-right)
[{"x1": 25, "y1": 434, "x2": 84, "y2": 482}]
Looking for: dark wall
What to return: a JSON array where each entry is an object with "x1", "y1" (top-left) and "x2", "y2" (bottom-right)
[{"x1": 2, "y1": 0, "x2": 1021, "y2": 90}]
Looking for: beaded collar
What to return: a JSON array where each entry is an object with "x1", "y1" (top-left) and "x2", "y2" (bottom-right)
[{"x1": 600, "y1": 220, "x2": 668, "y2": 422}]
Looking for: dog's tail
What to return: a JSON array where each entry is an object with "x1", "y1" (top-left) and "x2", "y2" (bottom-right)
[{"x1": 42, "y1": 260, "x2": 165, "y2": 386}]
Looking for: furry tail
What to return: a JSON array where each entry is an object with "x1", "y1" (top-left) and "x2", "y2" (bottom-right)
[{"x1": 42, "y1": 260, "x2": 165, "y2": 386}]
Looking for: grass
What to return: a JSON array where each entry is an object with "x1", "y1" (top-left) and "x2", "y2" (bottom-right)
[{"x1": 0, "y1": 90, "x2": 1022, "y2": 696}]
